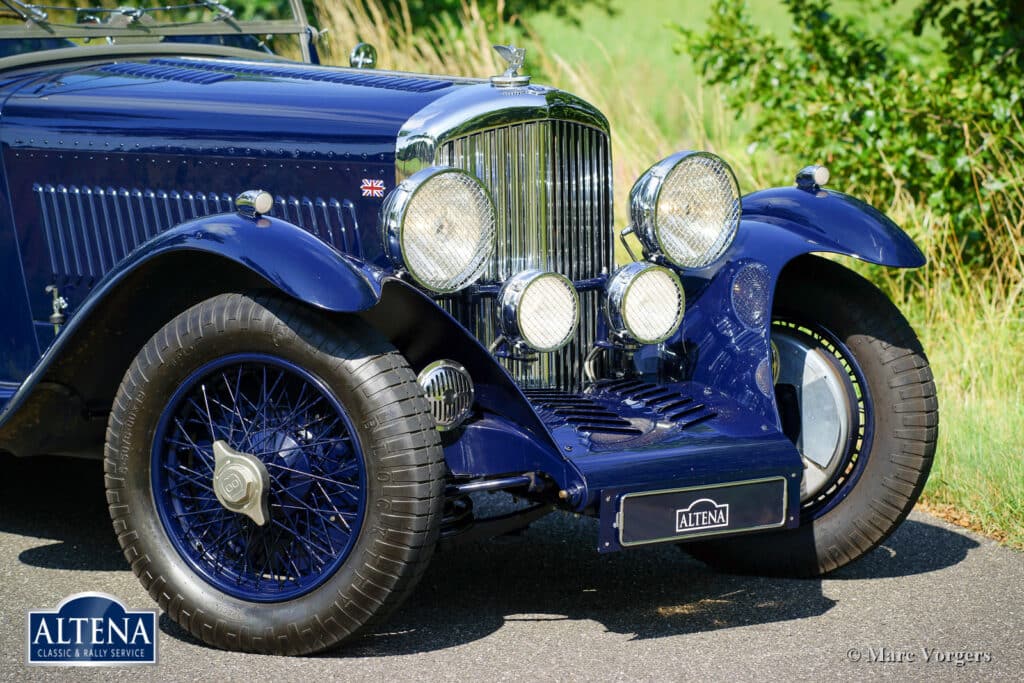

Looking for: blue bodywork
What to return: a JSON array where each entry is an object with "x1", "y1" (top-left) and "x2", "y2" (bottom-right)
[
  {"x1": 0, "y1": 47, "x2": 925, "y2": 552},
  {"x1": 0, "y1": 55, "x2": 460, "y2": 353}
]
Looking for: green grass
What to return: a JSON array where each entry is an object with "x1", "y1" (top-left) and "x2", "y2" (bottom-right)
[
  {"x1": 526, "y1": 0, "x2": 934, "y2": 142},
  {"x1": 928, "y1": 402, "x2": 1024, "y2": 547},
  {"x1": 896, "y1": 273, "x2": 1024, "y2": 548},
  {"x1": 527, "y1": 1, "x2": 757, "y2": 136}
]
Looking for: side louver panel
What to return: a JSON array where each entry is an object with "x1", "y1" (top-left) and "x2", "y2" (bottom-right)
[{"x1": 32, "y1": 184, "x2": 360, "y2": 280}]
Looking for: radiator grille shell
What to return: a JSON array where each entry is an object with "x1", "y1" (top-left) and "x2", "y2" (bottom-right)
[{"x1": 436, "y1": 119, "x2": 614, "y2": 390}]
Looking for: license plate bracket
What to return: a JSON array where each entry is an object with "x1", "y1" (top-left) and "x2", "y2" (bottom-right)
[{"x1": 616, "y1": 477, "x2": 789, "y2": 547}]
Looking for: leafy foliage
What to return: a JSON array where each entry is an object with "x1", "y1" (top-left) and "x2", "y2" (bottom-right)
[{"x1": 676, "y1": 0, "x2": 1023, "y2": 263}]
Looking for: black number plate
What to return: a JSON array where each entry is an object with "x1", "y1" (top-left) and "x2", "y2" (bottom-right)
[{"x1": 617, "y1": 477, "x2": 789, "y2": 547}]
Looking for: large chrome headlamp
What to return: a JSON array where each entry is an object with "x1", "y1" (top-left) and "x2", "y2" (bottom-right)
[
  {"x1": 382, "y1": 166, "x2": 496, "y2": 293},
  {"x1": 498, "y1": 270, "x2": 579, "y2": 352},
  {"x1": 629, "y1": 151, "x2": 741, "y2": 269},
  {"x1": 606, "y1": 262, "x2": 685, "y2": 344}
]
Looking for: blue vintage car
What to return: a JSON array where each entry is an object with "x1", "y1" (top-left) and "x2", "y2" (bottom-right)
[{"x1": 0, "y1": 1, "x2": 937, "y2": 654}]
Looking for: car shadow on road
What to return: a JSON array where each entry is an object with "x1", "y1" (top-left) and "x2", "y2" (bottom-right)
[
  {"x1": 1, "y1": 455, "x2": 980, "y2": 656},
  {"x1": 333, "y1": 506, "x2": 980, "y2": 657},
  {"x1": 1, "y1": 455, "x2": 125, "y2": 571}
]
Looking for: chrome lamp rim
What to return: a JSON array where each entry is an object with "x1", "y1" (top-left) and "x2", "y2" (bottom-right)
[
  {"x1": 498, "y1": 269, "x2": 581, "y2": 353},
  {"x1": 605, "y1": 261, "x2": 685, "y2": 345},
  {"x1": 628, "y1": 150, "x2": 742, "y2": 270},
  {"x1": 417, "y1": 359, "x2": 475, "y2": 431},
  {"x1": 381, "y1": 165, "x2": 496, "y2": 294}
]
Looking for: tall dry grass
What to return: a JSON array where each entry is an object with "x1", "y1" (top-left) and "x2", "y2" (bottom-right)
[
  {"x1": 313, "y1": 0, "x2": 1023, "y2": 546},
  {"x1": 879, "y1": 125, "x2": 1024, "y2": 545},
  {"x1": 314, "y1": 0, "x2": 764, "y2": 220},
  {"x1": 316, "y1": 0, "x2": 508, "y2": 78}
]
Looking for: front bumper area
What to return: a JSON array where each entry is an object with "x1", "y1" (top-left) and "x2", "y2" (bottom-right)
[
  {"x1": 443, "y1": 377, "x2": 803, "y2": 552},
  {"x1": 379, "y1": 279, "x2": 802, "y2": 552},
  {"x1": 537, "y1": 379, "x2": 801, "y2": 551}
]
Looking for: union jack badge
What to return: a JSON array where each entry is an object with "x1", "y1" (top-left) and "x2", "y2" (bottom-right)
[{"x1": 361, "y1": 178, "x2": 385, "y2": 198}]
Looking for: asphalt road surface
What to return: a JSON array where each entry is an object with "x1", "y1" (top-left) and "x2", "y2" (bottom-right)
[{"x1": 1, "y1": 455, "x2": 1021, "y2": 681}]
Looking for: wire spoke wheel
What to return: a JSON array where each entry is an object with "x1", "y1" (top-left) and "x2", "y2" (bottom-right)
[
  {"x1": 106, "y1": 294, "x2": 444, "y2": 654},
  {"x1": 153, "y1": 354, "x2": 366, "y2": 602}
]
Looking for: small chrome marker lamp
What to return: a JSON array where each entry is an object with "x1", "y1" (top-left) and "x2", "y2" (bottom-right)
[
  {"x1": 605, "y1": 262, "x2": 686, "y2": 345},
  {"x1": 497, "y1": 270, "x2": 580, "y2": 353}
]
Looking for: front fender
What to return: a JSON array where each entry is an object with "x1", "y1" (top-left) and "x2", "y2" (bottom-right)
[
  {"x1": 0, "y1": 212, "x2": 573, "y2": 486},
  {"x1": 737, "y1": 186, "x2": 925, "y2": 268},
  {"x1": 668, "y1": 185, "x2": 924, "y2": 428},
  {"x1": 122, "y1": 212, "x2": 387, "y2": 313},
  {"x1": 360, "y1": 280, "x2": 579, "y2": 486},
  {"x1": 0, "y1": 213, "x2": 386, "y2": 439}
]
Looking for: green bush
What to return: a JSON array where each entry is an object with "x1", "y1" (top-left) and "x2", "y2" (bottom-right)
[{"x1": 675, "y1": 0, "x2": 1022, "y2": 264}]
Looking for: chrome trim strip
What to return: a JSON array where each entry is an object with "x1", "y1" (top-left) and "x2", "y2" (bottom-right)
[{"x1": 396, "y1": 83, "x2": 610, "y2": 183}]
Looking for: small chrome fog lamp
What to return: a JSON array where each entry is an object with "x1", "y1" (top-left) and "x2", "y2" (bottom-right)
[
  {"x1": 382, "y1": 166, "x2": 496, "y2": 293},
  {"x1": 606, "y1": 262, "x2": 685, "y2": 344},
  {"x1": 629, "y1": 151, "x2": 741, "y2": 269},
  {"x1": 498, "y1": 270, "x2": 579, "y2": 352}
]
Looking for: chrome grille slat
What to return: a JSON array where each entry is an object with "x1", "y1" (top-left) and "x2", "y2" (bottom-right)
[{"x1": 439, "y1": 120, "x2": 613, "y2": 390}]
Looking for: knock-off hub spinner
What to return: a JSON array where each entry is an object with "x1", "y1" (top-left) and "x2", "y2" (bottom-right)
[{"x1": 212, "y1": 440, "x2": 271, "y2": 525}]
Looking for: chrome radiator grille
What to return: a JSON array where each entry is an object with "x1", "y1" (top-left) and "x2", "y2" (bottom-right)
[{"x1": 437, "y1": 120, "x2": 613, "y2": 390}]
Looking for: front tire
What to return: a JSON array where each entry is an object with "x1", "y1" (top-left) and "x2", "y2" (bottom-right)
[
  {"x1": 688, "y1": 257, "x2": 938, "y2": 576},
  {"x1": 104, "y1": 293, "x2": 444, "y2": 654}
]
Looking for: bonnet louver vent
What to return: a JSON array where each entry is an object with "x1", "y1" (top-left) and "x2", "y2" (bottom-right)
[
  {"x1": 149, "y1": 58, "x2": 452, "y2": 93},
  {"x1": 525, "y1": 392, "x2": 642, "y2": 436},
  {"x1": 594, "y1": 380, "x2": 718, "y2": 427},
  {"x1": 98, "y1": 62, "x2": 235, "y2": 85},
  {"x1": 525, "y1": 382, "x2": 718, "y2": 445},
  {"x1": 32, "y1": 184, "x2": 360, "y2": 281}
]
